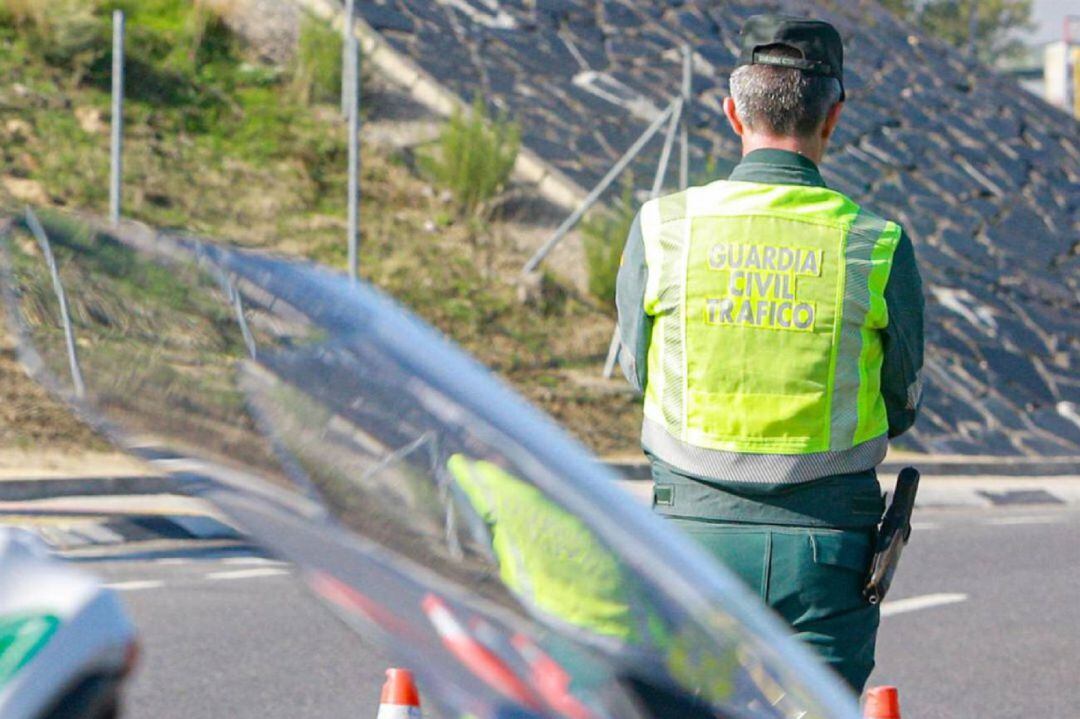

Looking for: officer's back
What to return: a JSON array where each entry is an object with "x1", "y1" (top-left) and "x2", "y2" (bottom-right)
[{"x1": 615, "y1": 15, "x2": 925, "y2": 694}]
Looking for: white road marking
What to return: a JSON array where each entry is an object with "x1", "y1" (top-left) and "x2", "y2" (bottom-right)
[
  {"x1": 106, "y1": 580, "x2": 166, "y2": 592},
  {"x1": 881, "y1": 592, "x2": 968, "y2": 617},
  {"x1": 205, "y1": 568, "x2": 288, "y2": 581},
  {"x1": 984, "y1": 516, "x2": 1063, "y2": 526},
  {"x1": 155, "y1": 558, "x2": 191, "y2": 565},
  {"x1": 910, "y1": 522, "x2": 942, "y2": 531}
]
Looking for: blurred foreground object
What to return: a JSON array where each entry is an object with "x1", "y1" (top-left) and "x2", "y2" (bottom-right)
[
  {"x1": 1, "y1": 214, "x2": 867, "y2": 717},
  {"x1": 0, "y1": 528, "x2": 137, "y2": 719},
  {"x1": 376, "y1": 668, "x2": 422, "y2": 719},
  {"x1": 863, "y1": 686, "x2": 902, "y2": 719}
]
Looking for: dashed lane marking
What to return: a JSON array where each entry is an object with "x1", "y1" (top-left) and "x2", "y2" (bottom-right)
[
  {"x1": 881, "y1": 592, "x2": 968, "y2": 618},
  {"x1": 910, "y1": 522, "x2": 941, "y2": 530},
  {"x1": 104, "y1": 567, "x2": 288, "y2": 591},
  {"x1": 205, "y1": 568, "x2": 289, "y2": 581},
  {"x1": 106, "y1": 580, "x2": 166, "y2": 592},
  {"x1": 984, "y1": 515, "x2": 1064, "y2": 526}
]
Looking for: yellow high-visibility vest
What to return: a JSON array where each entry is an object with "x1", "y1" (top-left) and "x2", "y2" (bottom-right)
[{"x1": 640, "y1": 181, "x2": 901, "y2": 483}]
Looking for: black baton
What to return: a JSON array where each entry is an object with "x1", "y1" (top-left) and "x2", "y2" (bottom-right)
[{"x1": 864, "y1": 467, "x2": 920, "y2": 604}]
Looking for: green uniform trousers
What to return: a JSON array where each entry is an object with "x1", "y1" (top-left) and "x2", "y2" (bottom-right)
[{"x1": 668, "y1": 516, "x2": 879, "y2": 692}]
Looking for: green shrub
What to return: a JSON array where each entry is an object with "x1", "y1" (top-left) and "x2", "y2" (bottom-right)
[
  {"x1": 186, "y1": 0, "x2": 236, "y2": 71},
  {"x1": 581, "y1": 179, "x2": 637, "y2": 305},
  {"x1": 422, "y1": 97, "x2": 520, "y2": 218},
  {"x1": 0, "y1": 0, "x2": 240, "y2": 91},
  {"x1": 292, "y1": 14, "x2": 342, "y2": 106}
]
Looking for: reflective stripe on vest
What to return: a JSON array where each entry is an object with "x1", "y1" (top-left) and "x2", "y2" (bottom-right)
[{"x1": 640, "y1": 181, "x2": 901, "y2": 483}]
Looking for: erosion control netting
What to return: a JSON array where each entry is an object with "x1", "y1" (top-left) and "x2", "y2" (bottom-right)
[{"x1": 348, "y1": 0, "x2": 1080, "y2": 455}]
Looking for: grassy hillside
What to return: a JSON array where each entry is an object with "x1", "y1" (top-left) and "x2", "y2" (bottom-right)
[{"x1": 0, "y1": 0, "x2": 641, "y2": 455}]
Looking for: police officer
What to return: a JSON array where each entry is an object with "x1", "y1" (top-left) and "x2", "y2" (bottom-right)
[{"x1": 615, "y1": 15, "x2": 924, "y2": 693}]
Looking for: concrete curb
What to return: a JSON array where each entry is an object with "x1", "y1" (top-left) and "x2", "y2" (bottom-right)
[
  {"x1": 0, "y1": 475, "x2": 185, "y2": 502},
  {"x1": 0, "y1": 491, "x2": 243, "y2": 550},
  {"x1": 18, "y1": 513, "x2": 242, "y2": 552}
]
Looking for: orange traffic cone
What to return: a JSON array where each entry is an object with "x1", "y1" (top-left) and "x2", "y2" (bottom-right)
[
  {"x1": 376, "y1": 668, "x2": 422, "y2": 719},
  {"x1": 864, "y1": 686, "x2": 901, "y2": 719}
]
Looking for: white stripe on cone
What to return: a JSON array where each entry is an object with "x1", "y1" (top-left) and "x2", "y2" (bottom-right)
[
  {"x1": 376, "y1": 705, "x2": 422, "y2": 719},
  {"x1": 423, "y1": 597, "x2": 468, "y2": 639}
]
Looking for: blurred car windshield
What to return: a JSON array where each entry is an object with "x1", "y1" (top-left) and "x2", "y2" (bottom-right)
[{"x1": 2, "y1": 214, "x2": 860, "y2": 719}]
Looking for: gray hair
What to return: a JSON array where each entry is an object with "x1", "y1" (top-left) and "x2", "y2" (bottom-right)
[{"x1": 729, "y1": 52, "x2": 843, "y2": 138}]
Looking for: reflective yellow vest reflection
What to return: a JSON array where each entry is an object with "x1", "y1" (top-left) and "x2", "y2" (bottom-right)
[{"x1": 448, "y1": 454, "x2": 646, "y2": 644}]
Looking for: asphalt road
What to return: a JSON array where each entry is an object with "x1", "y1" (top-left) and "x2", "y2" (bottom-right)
[
  {"x1": 67, "y1": 544, "x2": 392, "y2": 718},
  {"x1": 68, "y1": 503, "x2": 1080, "y2": 719},
  {"x1": 873, "y1": 504, "x2": 1080, "y2": 718}
]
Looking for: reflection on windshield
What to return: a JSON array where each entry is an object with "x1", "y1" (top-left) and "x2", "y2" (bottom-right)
[
  {"x1": 448, "y1": 454, "x2": 651, "y2": 644},
  {"x1": 5, "y1": 213, "x2": 287, "y2": 484},
  {"x1": 1, "y1": 212, "x2": 860, "y2": 719}
]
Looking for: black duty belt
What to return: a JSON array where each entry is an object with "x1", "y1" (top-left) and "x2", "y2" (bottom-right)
[{"x1": 651, "y1": 470, "x2": 885, "y2": 530}]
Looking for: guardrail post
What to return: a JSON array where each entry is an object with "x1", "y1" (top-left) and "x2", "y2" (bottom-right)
[
  {"x1": 110, "y1": 10, "x2": 125, "y2": 226},
  {"x1": 346, "y1": 30, "x2": 360, "y2": 282},
  {"x1": 341, "y1": 0, "x2": 356, "y2": 119}
]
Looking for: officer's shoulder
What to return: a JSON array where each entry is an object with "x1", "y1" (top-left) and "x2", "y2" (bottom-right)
[
  {"x1": 832, "y1": 191, "x2": 907, "y2": 240},
  {"x1": 642, "y1": 186, "x2": 700, "y2": 225}
]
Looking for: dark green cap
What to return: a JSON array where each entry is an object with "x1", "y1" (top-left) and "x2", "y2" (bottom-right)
[{"x1": 738, "y1": 14, "x2": 845, "y2": 101}]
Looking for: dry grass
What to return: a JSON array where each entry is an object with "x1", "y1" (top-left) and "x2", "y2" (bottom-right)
[
  {"x1": 0, "y1": 328, "x2": 109, "y2": 451},
  {"x1": 0, "y1": 0, "x2": 46, "y2": 29},
  {"x1": 291, "y1": 13, "x2": 342, "y2": 105},
  {"x1": 0, "y1": 0, "x2": 97, "y2": 40},
  {"x1": 0, "y1": 4, "x2": 642, "y2": 458}
]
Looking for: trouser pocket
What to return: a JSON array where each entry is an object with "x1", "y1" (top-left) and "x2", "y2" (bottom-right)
[
  {"x1": 664, "y1": 518, "x2": 772, "y2": 599},
  {"x1": 773, "y1": 528, "x2": 879, "y2": 693}
]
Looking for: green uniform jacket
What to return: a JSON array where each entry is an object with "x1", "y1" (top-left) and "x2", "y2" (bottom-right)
[{"x1": 616, "y1": 149, "x2": 925, "y2": 529}]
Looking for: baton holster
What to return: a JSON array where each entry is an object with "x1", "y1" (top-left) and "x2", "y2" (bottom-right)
[{"x1": 864, "y1": 467, "x2": 920, "y2": 604}]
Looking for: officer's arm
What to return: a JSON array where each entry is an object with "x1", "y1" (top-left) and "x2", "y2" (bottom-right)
[
  {"x1": 881, "y1": 230, "x2": 925, "y2": 438},
  {"x1": 615, "y1": 212, "x2": 652, "y2": 393}
]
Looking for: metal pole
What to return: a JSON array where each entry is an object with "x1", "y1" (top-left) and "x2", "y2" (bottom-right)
[
  {"x1": 341, "y1": 0, "x2": 356, "y2": 118},
  {"x1": 967, "y1": 0, "x2": 977, "y2": 61},
  {"x1": 346, "y1": 36, "x2": 360, "y2": 282},
  {"x1": 522, "y1": 100, "x2": 677, "y2": 275},
  {"x1": 601, "y1": 326, "x2": 621, "y2": 379},
  {"x1": 109, "y1": 10, "x2": 124, "y2": 226},
  {"x1": 651, "y1": 97, "x2": 682, "y2": 199},
  {"x1": 24, "y1": 208, "x2": 85, "y2": 399},
  {"x1": 679, "y1": 44, "x2": 692, "y2": 190},
  {"x1": 226, "y1": 276, "x2": 257, "y2": 360},
  {"x1": 602, "y1": 99, "x2": 683, "y2": 379}
]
